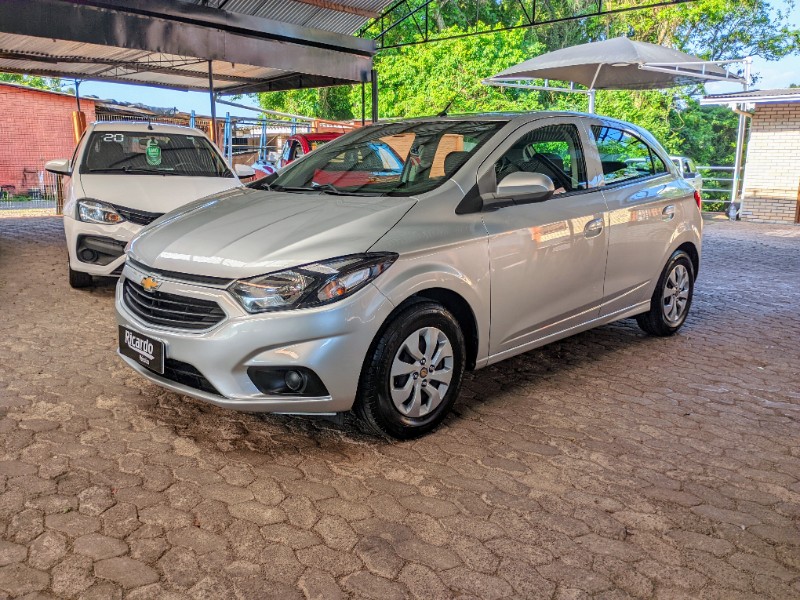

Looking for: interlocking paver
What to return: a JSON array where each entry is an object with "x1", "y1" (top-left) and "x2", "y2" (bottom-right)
[{"x1": 0, "y1": 215, "x2": 798, "y2": 597}]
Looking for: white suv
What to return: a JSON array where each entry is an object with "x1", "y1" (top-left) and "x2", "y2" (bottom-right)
[
  {"x1": 116, "y1": 113, "x2": 702, "y2": 439},
  {"x1": 46, "y1": 122, "x2": 254, "y2": 288}
]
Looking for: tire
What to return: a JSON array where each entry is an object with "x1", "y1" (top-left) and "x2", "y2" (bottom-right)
[
  {"x1": 355, "y1": 301, "x2": 466, "y2": 439},
  {"x1": 636, "y1": 250, "x2": 694, "y2": 336},
  {"x1": 68, "y1": 264, "x2": 93, "y2": 289}
]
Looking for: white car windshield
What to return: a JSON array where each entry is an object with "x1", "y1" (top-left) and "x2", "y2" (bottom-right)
[
  {"x1": 257, "y1": 120, "x2": 507, "y2": 196},
  {"x1": 80, "y1": 131, "x2": 233, "y2": 178}
]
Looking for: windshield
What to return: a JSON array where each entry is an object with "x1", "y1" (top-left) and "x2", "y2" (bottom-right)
[
  {"x1": 255, "y1": 120, "x2": 506, "y2": 196},
  {"x1": 80, "y1": 131, "x2": 233, "y2": 177}
]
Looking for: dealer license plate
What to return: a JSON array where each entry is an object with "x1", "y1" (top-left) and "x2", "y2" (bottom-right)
[{"x1": 119, "y1": 326, "x2": 165, "y2": 375}]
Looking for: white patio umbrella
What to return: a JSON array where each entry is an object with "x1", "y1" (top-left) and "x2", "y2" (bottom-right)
[{"x1": 484, "y1": 36, "x2": 744, "y2": 112}]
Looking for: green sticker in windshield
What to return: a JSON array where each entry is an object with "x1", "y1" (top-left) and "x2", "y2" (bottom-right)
[{"x1": 145, "y1": 139, "x2": 162, "y2": 166}]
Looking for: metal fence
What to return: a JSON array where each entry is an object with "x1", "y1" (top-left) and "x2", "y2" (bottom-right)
[
  {"x1": 697, "y1": 165, "x2": 742, "y2": 212},
  {"x1": 0, "y1": 169, "x2": 60, "y2": 215}
]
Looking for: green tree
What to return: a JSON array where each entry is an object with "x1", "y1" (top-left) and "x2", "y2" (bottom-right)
[
  {"x1": 257, "y1": 0, "x2": 799, "y2": 162},
  {"x1": 363, "y1": 25, "x2": 543, "y2": 118},
  {"x1": 258, "y1": 85, "x2": 355, "y2": 121},
  {"x1": 0, "y1": 72, "x2": 62, "y2": 91}
]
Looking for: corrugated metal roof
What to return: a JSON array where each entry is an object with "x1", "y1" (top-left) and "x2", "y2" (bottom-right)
[
  {"x1": 702, "y1": 88, "x2": 800, "y2": 104},
  {"x1": 200, "y1": 0, "x2": 387, "y2": 35},
  {"x1": 0, "y1": 0, "x2": 392, "y2": 93}
]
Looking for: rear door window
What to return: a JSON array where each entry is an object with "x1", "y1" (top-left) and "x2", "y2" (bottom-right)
[{"x1": 592, "y1": 126, "x2": 667, "y2": 184}]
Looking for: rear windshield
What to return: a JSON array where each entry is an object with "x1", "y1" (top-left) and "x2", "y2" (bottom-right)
[
  {"x1": 256, "y1": 120, "x2": 506, "y2": 196},
  {"x1": 308, "y1": 140, "x2": 331, "y2": 151},
  {"x1": 80, "y1": 131, "x2": 233, "y2": 178}
]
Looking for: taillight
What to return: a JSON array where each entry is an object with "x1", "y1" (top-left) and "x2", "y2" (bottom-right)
[{"x1": 694, "y1": 190, "x2": 702, "y2": 209}]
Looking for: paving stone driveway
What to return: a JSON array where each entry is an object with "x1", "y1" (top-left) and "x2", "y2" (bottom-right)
[{"x1": 0, "y1": 216, "x2": 798, "y2": 600}]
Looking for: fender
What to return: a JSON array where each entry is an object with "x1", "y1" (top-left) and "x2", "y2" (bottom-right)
[{"x1": 372, "y1": 242, "x2": 491, "y2": 367}]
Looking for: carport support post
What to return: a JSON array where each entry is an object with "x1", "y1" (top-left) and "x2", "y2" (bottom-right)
[
  {"x1": 361, "y1": 81, "x2": 366, "y2": 126},
  {"x1": 588, "y1": 89, "x2": 596, "y2": 114},
  {"x1": 208, "y1": 61, "x2": 218, "y2": 144},
  {"x1": 730, "y1": 56, "x2": 752, "y2": 218},
  {"x1": 371, "y1": 69, "x2": 378, "y2": 123}
]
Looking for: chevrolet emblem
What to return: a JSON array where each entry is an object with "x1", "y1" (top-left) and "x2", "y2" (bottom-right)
[{"x1": 140, "y1": 276, "x2": 161, "y2": 292}]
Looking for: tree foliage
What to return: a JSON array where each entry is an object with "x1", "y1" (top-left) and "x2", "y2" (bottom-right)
[
  {"x1": 0, "y1": 72, "x2": 62, "y2": 91},
  {"x1": 257, "y1": 0, "x2": 799, "y2": 165}
]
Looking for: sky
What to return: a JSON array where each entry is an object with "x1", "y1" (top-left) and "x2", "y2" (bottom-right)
[{"x1": 76, "y1": 1, "x2": 800, "y2": 116}]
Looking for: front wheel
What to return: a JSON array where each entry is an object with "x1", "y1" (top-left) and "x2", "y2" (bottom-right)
[
  {"x1": 68, "y1": 264, "x2": 93, "y2": 289},
  {"x1": 355, "y1": 301, "x2": 466, "y2": 439},
  {"x1": 636, "y1": 250, "x2": 694, "y2": 336}
]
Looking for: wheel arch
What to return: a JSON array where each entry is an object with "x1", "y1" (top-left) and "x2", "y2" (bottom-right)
[
  {"x1": 675, "y1": 240, "x2": 700, "y2": 278},
  {"x1": 368, "y1": 287, "x2": 480, "y2": 372},
  {"x1": 406, "y1": 288, "x2": 479, "y2": 370}
]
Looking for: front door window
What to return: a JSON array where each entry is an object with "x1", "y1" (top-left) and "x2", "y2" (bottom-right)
[{"x1": 494, "y1": 123, "x2": 588, "y2": 195}]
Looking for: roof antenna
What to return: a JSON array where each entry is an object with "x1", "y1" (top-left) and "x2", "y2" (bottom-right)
[
  {"x1": 437, "y1": 95, "x2": 458, "y2": 117},
  {"x1": 437, "y1": 78, "x2": 467, "y2": 117},
  {"x1": 147, "y1": 117, "x2": 153, "y2": 130}
]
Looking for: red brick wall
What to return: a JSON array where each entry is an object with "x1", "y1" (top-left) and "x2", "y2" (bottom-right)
[{"x1": 0, "y1": 85, "x2": 97, "y2": 194}]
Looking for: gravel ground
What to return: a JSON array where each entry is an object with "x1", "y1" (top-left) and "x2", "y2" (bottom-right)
[{"x1": 0, "y1": 215, "x2": 798, "y2": 599}]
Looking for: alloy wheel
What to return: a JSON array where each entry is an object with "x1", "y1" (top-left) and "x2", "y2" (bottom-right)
[
  {"x1": 389, "y1": 327, "x2": 454, "y2": 418},
  {"x1": 662, "y1": 263, "x2": 690, "y2": 324}
]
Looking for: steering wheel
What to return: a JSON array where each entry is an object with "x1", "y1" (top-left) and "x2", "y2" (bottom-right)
[{"x1": 528, "y1": 151, "x2": 572, "y2": 191}]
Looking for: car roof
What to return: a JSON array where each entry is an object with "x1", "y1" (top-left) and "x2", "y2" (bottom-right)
[
  {"x1": 376, "y1": 110, "x2": 643, "y2": 130},
  {"x1": 293, "y1": 132, "x2": 343, "y2": 140},
  {"x1": 90, "y1": 121, "x2": 207, "y2": 137}
]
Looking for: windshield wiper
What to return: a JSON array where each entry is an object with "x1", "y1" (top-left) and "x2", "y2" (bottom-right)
[
  {"x1": 270, "y1": 185, "x2": 317, "y2": 193},
  {"x1": 87, "y1": 166, "x2": 180, "y2": 175},
  {"x1": 312, "y1": 183, "x2": 381, "y2": 197},
  {"x1": 269, "y1": 183, "x2": 379, "y2": 197}
]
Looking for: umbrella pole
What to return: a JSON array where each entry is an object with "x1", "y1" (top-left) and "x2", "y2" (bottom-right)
[{"x1": 587, "y1": 64, "x2": 603, "y2": 114}]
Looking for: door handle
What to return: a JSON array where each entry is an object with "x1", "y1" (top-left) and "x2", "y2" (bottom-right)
[
  {"x1": 584, "y1": 217, "x2": 604, "y2": 238},
  {"x1": 662, "y1": 205, "x2": 676, "y2": 221}
]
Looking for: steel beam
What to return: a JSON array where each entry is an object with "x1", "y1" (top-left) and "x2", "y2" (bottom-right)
[
  {"x1": 0, "y1": 0, "x2": 375, "y2": 88},
  {"x1": 363, "y1": 0, "x2": 694, "y2": 49}
]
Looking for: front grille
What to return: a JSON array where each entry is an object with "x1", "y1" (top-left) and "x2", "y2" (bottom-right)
[
  {"x1": 113, "y1": 204, "x2": 164, "y2": 226},
  {"x1": 162, "y1": 359, "x2": 221, "y2": 395},
  {"x1": 123, "y1": 278, "x2": 225, "y2": 330}
]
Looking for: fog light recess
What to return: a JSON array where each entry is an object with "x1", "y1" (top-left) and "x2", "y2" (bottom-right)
[{"x1": 247, "y1": 367, "x2": 329, "y2": 397}]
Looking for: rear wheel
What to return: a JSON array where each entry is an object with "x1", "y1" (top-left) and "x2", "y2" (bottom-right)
[
  {"x1": 636, "y1": 250, "x2": 694, "y2": 336},
  {"x1": 68, "y1": 263, "x2": 93, "y2": 289},
  {"x1": 355, "y1": 301, "x2": 466, "y2": 439}
]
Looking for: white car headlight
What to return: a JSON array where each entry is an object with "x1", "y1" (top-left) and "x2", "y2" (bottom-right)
[
  {"x1": 229, "y1": 253, "x2": 397, "y2": 314},
  {"x1": 77, "y1": 199, "x2": 126, "y2": 225}
]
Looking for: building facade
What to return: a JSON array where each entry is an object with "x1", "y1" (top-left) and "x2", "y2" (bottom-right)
[
  {"x1": 742, "y1": 100, "x2": 800, "y2": 224},
  {"x1": 0, "y1": 82, "x2": 97, "y2": 195},
  {"x1": 705, "y1": 89, "x2": 800, "y2": 225}
]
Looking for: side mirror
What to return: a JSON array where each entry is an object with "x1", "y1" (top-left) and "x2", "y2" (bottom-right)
[
  {"x1": 483, "y1": 171, "x2": 555, "y2": 209},
  {"x1": 234, "y1": 164, "x2": 256, "y2": 179},
  {"x1": 45, "y1": 158, "x2": 71, "y2": 175}
]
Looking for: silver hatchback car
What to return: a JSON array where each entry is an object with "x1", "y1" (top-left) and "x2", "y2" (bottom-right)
[{"x1": 116, "y1": 112, "x2": 702, "y2": 439}]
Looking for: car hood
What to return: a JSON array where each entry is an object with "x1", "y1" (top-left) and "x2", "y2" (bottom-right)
[
  {"x1": 129, "y1": 188, "x2": 417, "y2": 279},
  {"x1": 78, "y1": 174, "x2": 242, "y2": 214}
]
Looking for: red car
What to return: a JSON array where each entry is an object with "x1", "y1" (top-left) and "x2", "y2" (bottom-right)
[{"x1": 278, "y1": 132, "x2": 343, "y2": 168}]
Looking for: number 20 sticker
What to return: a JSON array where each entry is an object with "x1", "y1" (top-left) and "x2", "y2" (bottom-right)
[{"x1": 103, "y1": 133, "x2": 124, "y2": 143}]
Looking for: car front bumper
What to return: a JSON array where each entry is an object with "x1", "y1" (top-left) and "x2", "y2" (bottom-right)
[
  {"x1": 64, "y1": 215, "x2": 143, "y2": 276},
  {"x1": 115, "y1": 260, "x2": 395, "y2": 414}
]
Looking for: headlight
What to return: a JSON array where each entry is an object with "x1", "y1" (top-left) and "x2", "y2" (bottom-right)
[
  {"x1": 77, "y1": 199, "x2": 126, "y2": 225},
  {"x1": 229, "y1": 253, "x2": 397, "y2": 313}
]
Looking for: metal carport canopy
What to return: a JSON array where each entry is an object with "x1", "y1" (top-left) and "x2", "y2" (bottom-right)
[{"x1": 0, "y1": 0, "x2": 385, "y2": 93}]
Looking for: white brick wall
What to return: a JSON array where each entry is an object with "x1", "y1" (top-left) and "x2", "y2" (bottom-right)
[{"x1": 742, "y1": 102, "x2": 800, "y2": 224}]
